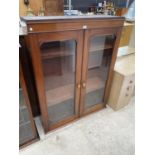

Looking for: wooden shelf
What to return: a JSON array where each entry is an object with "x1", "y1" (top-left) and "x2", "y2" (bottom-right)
[
  {"x1": 46, "y1": 84, "x2": 74, "y2": 107},
  {"x1": 86, "y1": 77, "x2": 104, "y2": 93},
  {"x1": 90, "y1": 43, "x2": 113, "y2": 52},
  {"x1": 46, "y1": 77, "x2": 104, "y2": 107},
  {"x1": 41, "y1": 42, "x2": 112, "y2": 60},
  {"x1": 41, "y1": 47, "x2": 75, "y2": 60}
]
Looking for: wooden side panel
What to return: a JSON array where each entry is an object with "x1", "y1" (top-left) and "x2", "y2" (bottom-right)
[
  {"x1": 104, "y1": 27, "x2": 123, "y2": 104},
  {"x1": 27, "y1": 34, "x2": 49, "y2": 132}
]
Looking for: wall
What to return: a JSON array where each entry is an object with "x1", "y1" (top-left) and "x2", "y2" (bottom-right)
[{"x1": 19, "y1": 0, "x2": 43, "y2": 16}]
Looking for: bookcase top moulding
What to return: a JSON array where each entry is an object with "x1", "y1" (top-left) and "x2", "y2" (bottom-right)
[
  {"x1": 20, "y1": 15, "x2": 124, "y2": 22},
  {"x1": 20, "y1": 15, "x2": 124, "y2": 34}
]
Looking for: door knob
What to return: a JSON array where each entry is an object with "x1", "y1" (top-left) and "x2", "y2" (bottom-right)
[
  {"x1": 82, "y1": 82, "x2": 86, "y2": 88},
  {"x1": 77, "y1": 84, "x2": 81, "y2": 89}
]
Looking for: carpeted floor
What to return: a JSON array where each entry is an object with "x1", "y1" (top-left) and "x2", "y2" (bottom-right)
[{"x1": 20, "y1": 97, "x2": 135, "y2": 155}]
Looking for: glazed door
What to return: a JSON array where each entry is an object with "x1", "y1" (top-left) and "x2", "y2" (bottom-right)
[
  {"x1": 80, "y1": 28, "x2": 122, "y2": 115},
  {"x1": 19, "y1": 63, "x2": 37, "y2": 147},
  {"x1": 29, "y1": 31, "x2": 83, "y2": 132}
]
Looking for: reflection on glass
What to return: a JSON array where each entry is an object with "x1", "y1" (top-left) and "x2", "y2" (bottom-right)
[
  {"x1": 40, "y1": 40, "x2": 76, "y2": 125},
  {"x1": 84, "y1": 35, "x2": 115, "y2": 109},
  {"x1": 19, "y1": 85, "x2": 35, "y2": 145}
]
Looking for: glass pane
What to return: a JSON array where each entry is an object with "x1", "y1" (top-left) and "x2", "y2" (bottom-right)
[
  {"x1": 84, "y1": 35, "x2": 115, "y2": 109},
  {"x1": 40, "y1": 40, "x2": 76, "y2": 125},
  {"x1": 19, "y1": 85, "x2": 35, "y2": 145}
]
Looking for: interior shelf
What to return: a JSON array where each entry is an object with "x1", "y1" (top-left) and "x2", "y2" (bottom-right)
[
  {"x1": 46, "y1": 77, "x2": 104, "y2": 107},
  {"x1": 46, "y1": 84, "x2": 74, "y2": 107},
  {"x1": 86, "y1": 77, "x2": 104, "y2": 93},
  {"x1": 41, "y1": 47, "x2": 75, "y2": 60},
  {"x1": 90, "y1": 36, "x2": 114, "y2": 52},
  {"x1": 41, "y1": 42, "x2": 112, "y2": 60},
  {"x1": 90, "y1": 43, "x2": 113, "y2": 52}
]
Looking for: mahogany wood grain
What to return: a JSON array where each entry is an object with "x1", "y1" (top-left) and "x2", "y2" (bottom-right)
[
  {"x1": 75, "y1": 31, "x2": 84, "y2": 117},
  {"x1": 27, "y1": 34, "x2": 49, "y2": 132},
  {"x1": 48, "y1": 115, "x2": 77, "y2": 131},
  {"x1": 26, "y1": 30, "x2": 83, "y2": 133},
  {"x1": 83, "y1": 103, "x2": 105, "y2": 116},
  {"x1": 79, "y1": 29, "x2": 89, "y2": 116},
  {"x1": 103, "y1": 27, "x2": 123, "y2": 105},
  {"x1": 24, "y1": 17, "x2": 124, "y2": 132},
  {"x1": 80, "y1": 27, "x2": 123, "y2": 116},
  {"x1": 26, "y1": 19, "x2": 124, "y2": 34}
]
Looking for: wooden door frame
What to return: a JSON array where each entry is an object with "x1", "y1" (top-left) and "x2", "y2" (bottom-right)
[
  {"x1": 80, "y1": 27, "x2": 123, "y2": 116},
  {"x1": 26, "y1": 30, "x2": 83, "y2": 133},
  {"x1": 19, "y1": 62, "x2": 38, "y2": 148}
]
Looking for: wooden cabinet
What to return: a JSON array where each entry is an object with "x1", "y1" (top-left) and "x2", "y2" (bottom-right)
[
  {"x1": 19, "y1": 62, "x2": 38, "y2": 147},
  {"x1": 21, "y1": 16, "x2": 124, "y2": 133},
  {"x1": 43, "y1": 0, "x2": 64, "y2": 15},
  {"x1": 119, "y1": 22, "x2": 134, "y2": 47},
  {"x1": 108, "y1": 54, "x2": 135, "y2": 110}
]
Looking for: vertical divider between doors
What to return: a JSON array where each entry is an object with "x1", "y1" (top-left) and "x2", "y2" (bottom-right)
[
  {"x1": 79, "y1": 29, "x2": 90, "y2": 116},
  {"x1": 75, "y1": 30, "x2": 84, "y2": 117}
]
